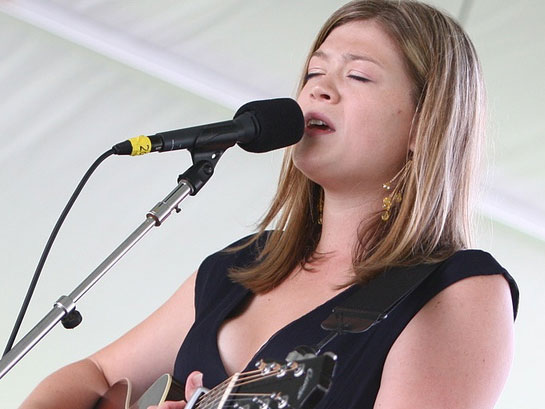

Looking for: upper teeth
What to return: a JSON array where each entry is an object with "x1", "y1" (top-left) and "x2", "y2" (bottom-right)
[{"x1": 308, "y1": 119, "x2": 327, "y2": 126}]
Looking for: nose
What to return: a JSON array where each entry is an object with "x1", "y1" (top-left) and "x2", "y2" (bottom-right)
[{"x1": 309, "y1": 77, "x2": 340, "y2": 103}]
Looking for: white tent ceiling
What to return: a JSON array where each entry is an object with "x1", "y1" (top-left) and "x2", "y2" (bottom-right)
[
  {"x1": 2, "y1": 0, "x2": 544, "y2": 239},
  {"x1": 0, "y1": 0, "x2": 543, "y2": 408}
]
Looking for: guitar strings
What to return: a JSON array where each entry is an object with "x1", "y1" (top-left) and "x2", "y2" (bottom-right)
[
  {"x1": 193, "y1": 367, "x2": 299, "y2": 409},
  {"x1": 193, "y1": 372, "x2": 272, "y2": 409},
  {"x1": 194, "y1": 367, "x2": 262, "y2": 408},
  {"x1": 194, "y1": 372, "x2": 244, "y2": 409},
  {"x1": 194, "y1": 369, "x2": 261, "y2": 406},
  {"x1": 232, "y1": 367, "x2": 298, "y2": 388}
]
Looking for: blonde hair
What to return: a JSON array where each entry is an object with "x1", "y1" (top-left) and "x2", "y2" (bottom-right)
[{"x1": 229, "y1": 0, "x2": 487, "y2": 292}]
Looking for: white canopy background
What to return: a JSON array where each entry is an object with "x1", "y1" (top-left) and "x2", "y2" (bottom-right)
[{"x1": 0, "y1": 0, "x2": 543, "y2": 407}]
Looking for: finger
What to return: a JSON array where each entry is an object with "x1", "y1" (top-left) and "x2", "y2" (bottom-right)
[{"x1": 185, "y1": 371, "x2": 204, "y2": 400}]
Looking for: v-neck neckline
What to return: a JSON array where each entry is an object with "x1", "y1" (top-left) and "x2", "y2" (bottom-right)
[{"x1": 213, "y1": 283, "x2": 359, "y2": 378}]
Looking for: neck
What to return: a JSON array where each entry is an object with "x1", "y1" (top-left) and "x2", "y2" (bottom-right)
[{"x1": 317, "y1": 185, "x2": 383, "y2": 252}]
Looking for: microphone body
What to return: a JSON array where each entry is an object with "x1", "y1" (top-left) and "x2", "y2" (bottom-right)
[{"x1": 113, "y1": 98, "x2": 303, "y2": 156}]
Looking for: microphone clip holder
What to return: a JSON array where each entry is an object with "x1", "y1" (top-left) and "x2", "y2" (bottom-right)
[{"x1": 177, "y1": 146, "x2": 225, "y2": 197}]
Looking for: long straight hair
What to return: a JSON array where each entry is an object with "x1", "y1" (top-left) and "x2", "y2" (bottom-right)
[{"x1": 229, "y1": 0, "x2": 487, "y2": 293}]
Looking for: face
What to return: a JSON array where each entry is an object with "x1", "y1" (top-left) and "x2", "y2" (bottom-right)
[{"x1": 294, "y1": 20, "x2": 416, "y2": 196}]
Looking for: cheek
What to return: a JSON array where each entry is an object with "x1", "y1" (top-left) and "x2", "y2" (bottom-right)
[
  {"x1": 344, "y1": 103, "x2": 413, "y2": 173},
  {"x1": 381, "y1": 95, "x2": 415, "y2": 146},
  {"x1": 343, "y1": 103, "x2": 395, "y2": 153},
  {"x1": 394, "y1": 108, "x2": 415, "y2": 151}
]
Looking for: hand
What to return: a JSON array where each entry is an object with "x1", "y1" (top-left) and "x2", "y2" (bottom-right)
[{"x1": 147, "y1": 371, "x2": 204, "y2": 409}]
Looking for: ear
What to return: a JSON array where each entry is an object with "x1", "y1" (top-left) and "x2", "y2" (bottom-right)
[
  {"x1": 408, "y1": 135, "x2": 416, "y2": 154},
  {"x1": 408, "y1": 111, "x2": 419, "y2": 154}
]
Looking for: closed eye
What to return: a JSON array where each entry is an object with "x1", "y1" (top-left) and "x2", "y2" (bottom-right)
[
  {"x1": 305, "y1": 72, "x2": 322, "y2": 81},
  {"x1": 348, "y1": 75, "x2": 370, "y2": 83}
]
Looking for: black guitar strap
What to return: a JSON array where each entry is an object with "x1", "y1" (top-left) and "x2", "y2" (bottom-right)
[{"x1": 321, "y1": 261, "x2": 441, "y2": 335}]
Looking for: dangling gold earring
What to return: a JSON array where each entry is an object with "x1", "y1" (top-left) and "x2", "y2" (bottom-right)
[
  {"x1": 381, "y1": 160, "x2": 412, "y2": 222},
  {"x1": 381, "y1": 189, "x2": 402, "y2": 222}
]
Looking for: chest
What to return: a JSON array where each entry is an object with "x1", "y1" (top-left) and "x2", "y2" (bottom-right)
[{"x1": 217, "y1": 280, "x2": 345, "y2": 376}]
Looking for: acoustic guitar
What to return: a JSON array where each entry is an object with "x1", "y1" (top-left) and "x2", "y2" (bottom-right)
[{"x1": 95, "y1": 352, "x2": 337, "y2": 409}]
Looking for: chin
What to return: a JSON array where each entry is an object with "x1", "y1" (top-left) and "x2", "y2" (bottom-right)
[
  {"x1": 293, "y1": 158, "x2": 336, "y2": 188},
  {"x1": 293, "y1": 148, "x2": 321, "y2": 180}
]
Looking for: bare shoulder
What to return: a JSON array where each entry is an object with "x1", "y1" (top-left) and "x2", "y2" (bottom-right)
[
  {"x1": 374, "y1": 274, "x2": 515, "y2": 409},
  {"x1": 90, "y1": 270, "x2": 198, "y2": 399}
]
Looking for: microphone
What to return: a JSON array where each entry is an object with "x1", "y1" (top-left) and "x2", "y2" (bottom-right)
[{"x1": 112, "y1": 98, "x2": 304, "y2": 156}]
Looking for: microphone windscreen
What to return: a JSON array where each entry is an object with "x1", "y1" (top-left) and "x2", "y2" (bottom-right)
[{"x1": 235, "y1": 98, "x2": 304, "y2": 153}]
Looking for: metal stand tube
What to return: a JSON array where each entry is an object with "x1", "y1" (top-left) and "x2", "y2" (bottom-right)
[{"x1": 0, "y1": 179, "x2": 193, "y2": 379}]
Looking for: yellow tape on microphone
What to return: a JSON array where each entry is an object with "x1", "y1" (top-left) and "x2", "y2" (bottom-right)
[{"x1": 129, "y1": 135, "x2": 152, "y2": 156}]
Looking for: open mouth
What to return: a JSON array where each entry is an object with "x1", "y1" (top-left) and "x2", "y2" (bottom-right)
[{"x1": 306, "y1": 117, "x2": 334, "y2": 132}]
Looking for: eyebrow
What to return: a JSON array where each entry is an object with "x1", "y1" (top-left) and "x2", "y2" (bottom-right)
[{"x1": 311, "y1": 50, "x2": 383, "y2": 68}]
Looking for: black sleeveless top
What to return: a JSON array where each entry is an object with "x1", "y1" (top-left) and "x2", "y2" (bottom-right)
[{"x1": 174, "y1": 234, "x2": 519, "y2": 409}]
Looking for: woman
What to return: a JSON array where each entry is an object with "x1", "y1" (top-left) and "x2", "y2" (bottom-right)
[{"x1": 20, "y1": 1, "x2": 519, "y2": 408}]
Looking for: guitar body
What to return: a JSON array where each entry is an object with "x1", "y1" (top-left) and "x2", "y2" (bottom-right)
[{"x1": 94, "y1": 374, "x2": 184, "y2": 409}]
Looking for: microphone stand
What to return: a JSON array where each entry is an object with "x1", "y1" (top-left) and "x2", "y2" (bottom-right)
[{"x1": 0, "y1": 148, "x2": 221, "y2": 379}]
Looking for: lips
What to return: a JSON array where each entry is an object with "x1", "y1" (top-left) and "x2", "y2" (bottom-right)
[{"x1": 304, "y1": 112, "x2": 336, "y2": 136}]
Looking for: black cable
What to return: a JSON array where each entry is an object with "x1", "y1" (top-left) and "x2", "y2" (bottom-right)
[{"x1": 3, "y1": 149, "x2": 115, "y2": 357}]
